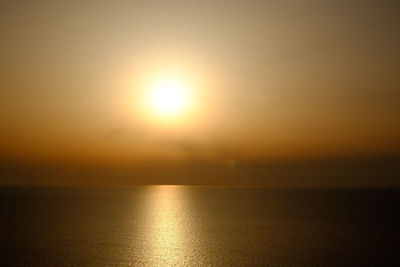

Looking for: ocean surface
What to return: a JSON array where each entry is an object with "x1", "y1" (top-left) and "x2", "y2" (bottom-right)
[{"x1": 0, "y1": 186, "x2": 399, "y2": 266}]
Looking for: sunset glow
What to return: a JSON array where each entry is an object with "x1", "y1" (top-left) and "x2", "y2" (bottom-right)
[
  {"x1": 146, "y1": 75, "x2": 191, "y2": 117},
  {"x1": 0, "y1": 0, "x2": 398, "y2": 186}
]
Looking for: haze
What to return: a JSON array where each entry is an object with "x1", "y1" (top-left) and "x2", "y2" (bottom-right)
[{"x1": 0, "y1": 0, "x2": 399, "y2": 185}]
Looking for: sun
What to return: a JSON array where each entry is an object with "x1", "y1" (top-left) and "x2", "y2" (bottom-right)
[{"x1": 147, "y1": 75, "x2": 190, "y2": 117}]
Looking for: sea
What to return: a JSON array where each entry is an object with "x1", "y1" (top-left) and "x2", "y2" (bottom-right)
[{"x1": 0, "y1": 186, "x2": 399, "y2": 266}]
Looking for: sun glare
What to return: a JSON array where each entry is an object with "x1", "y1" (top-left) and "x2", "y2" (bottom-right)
[{"x1": 147, "y1": 75, "x2": 190, "y2": 117}]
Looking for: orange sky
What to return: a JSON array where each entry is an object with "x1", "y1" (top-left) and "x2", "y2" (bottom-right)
[{"x1": 1, "y1": 0, "x2": 399, "y2": 173}]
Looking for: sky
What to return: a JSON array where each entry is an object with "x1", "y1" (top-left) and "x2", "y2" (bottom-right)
[{"x1": 0, "y1": 0, "x2": 399, "y2": 185}]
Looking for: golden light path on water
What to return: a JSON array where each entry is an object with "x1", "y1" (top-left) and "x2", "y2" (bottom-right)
[
  {"x1": 150, "y1": 186, "x2": 184, "y2": 264},
  {"x1": 129, "y1": 186, "x2": 201, "y2": 266}
]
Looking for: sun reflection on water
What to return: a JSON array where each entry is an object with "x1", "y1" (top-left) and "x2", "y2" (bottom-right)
[{"x1": 146, "y1": 186, "x2": 190, "y2": 266}]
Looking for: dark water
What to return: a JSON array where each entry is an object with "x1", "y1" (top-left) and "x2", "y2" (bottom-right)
[{"x1": 0, "y1": 186, "x2": 399, "y2": 266}]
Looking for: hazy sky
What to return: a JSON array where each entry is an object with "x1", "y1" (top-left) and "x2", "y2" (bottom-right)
[{"x1": 1, "y1": 0, "x2": 399, "y2": 172}]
